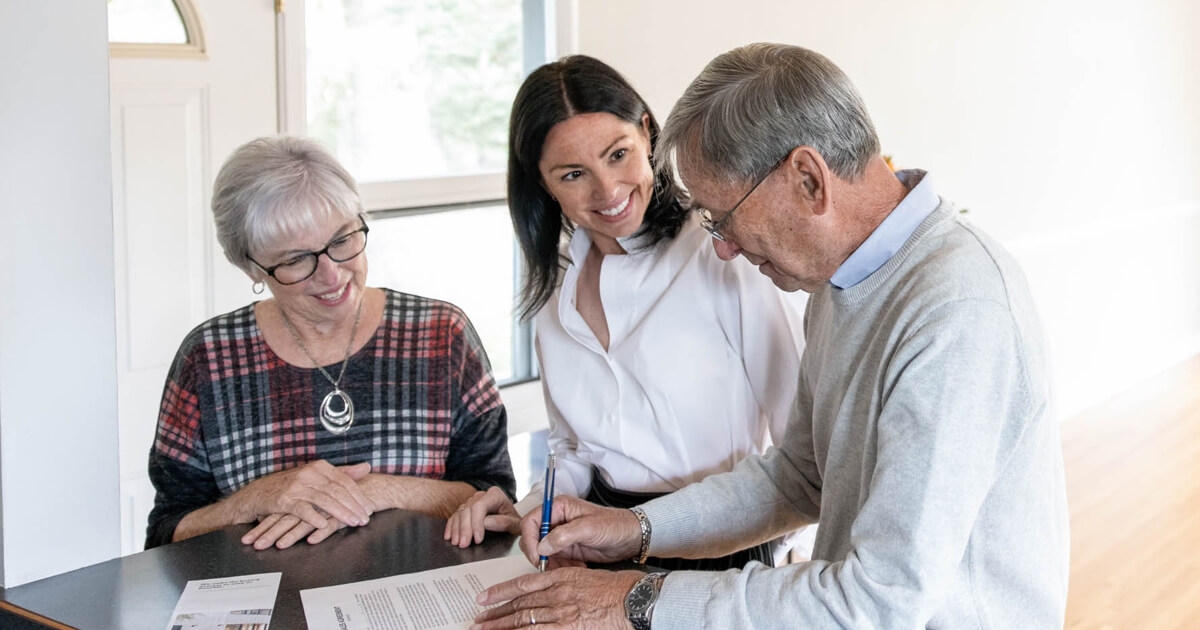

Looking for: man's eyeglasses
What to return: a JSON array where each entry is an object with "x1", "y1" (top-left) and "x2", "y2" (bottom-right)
[
  {"x1": 696, "y1": 153, "x2": 791, "y2": 242},
  {"x1": 248, "y1": 217, "x2": 370, "y2": 285}
]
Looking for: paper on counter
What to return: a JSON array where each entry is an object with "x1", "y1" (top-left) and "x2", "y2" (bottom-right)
[
  {"x1": 164, "y1": 572, "x2": 281, "y2": 630},
  {"x1": 300, "y1": 555, "x2": 537, "y2": 630}
]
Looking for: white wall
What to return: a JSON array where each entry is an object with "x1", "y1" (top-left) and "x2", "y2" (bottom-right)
[
  {"x1": 577, "y1": 0, "x2": 1200, "y2": 417},
  {"x1": 0, "y1": 1, "x2": 122, "y2": 586}
]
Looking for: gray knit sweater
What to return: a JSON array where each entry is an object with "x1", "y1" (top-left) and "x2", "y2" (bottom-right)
[{"x1": 641, "y1": 201, "x2": 1070, "y2": 629}]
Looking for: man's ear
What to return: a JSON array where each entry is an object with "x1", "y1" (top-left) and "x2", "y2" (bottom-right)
[{"x1": 785, "y1": 146, "x2": 834, "y2": 216}]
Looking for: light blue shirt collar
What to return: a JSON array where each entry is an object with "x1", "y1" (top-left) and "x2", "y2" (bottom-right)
[{"x1": 830, "y1": 169, "x2": 938, "y2": 289}]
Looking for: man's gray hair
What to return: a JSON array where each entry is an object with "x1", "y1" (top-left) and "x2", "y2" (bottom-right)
[
  {"x1": 211, "y1": 135, "x2": 364, "y2": 277},
  {"x1": 658, "y1": 43, "x2": 880, "y2": 186}
]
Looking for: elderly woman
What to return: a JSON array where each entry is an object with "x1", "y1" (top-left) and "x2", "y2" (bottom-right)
[{"x1": 146, "y1": 136, "x2": 515, "y2": 550}]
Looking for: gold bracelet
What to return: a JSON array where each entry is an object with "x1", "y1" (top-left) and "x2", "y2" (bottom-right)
[{"x1": 629, "y1": 507, "x2": 652, "y2": 564}]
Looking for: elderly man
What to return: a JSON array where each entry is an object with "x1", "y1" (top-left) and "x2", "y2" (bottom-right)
[{"x1": 473, "y1": 43, "x2": 1069, "y2": 629}]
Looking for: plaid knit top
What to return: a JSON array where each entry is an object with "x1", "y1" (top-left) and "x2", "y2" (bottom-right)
[{"x1": 146, "y1": 289, "x2": 514, "y2": 548}]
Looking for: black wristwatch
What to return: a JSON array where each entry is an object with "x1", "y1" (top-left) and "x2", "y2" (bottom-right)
[{"x1": 624, "y1": 571, "x2": 667, "y2": 630}]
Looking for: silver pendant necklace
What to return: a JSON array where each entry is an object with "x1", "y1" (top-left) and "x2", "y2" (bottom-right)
[{"x1": 279, "y1": 296, "x2": 365, "y2": 435}]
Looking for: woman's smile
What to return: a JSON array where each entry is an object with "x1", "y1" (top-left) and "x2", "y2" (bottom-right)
[
  {"x1": 313, "y1": 281, "x2": 351, "y2": 306},
  {"x1": 595, "y1": 193, "x2": 632, "y2": 220}
]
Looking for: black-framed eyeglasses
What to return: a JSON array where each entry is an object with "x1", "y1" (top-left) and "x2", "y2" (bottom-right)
[
  {"x1": 248, "y1": 217, "x2": 370, "y2": 285},
  {"x1": 696, "y1": 153, "x2": 791, "y2": 242}
]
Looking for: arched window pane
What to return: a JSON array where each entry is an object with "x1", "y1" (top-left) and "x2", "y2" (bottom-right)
[{"x1": 108, "y1": 0, "x2": 188, "y2": 45}]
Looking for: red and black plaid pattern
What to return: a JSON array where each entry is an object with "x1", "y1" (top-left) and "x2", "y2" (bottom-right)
[{"x1": 146, "y1": 289, "x2": 514, "y2": 548}]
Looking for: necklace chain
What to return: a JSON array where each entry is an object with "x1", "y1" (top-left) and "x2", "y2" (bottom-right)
[{"x1": 279, "y1": 295, "x2": 365, "y2": 390}]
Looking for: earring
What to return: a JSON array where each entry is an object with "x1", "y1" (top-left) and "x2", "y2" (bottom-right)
[{"x1": 252, "y1": 281, "x2": 265, "y2": 295}]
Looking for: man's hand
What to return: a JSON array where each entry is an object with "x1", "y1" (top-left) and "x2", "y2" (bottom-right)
[
  {"x1": 472, "y1": 567, "x2": 642, "y2": 630},
  {"x1": 518, "y1": 495, "x2": 643, "y2": 567}
]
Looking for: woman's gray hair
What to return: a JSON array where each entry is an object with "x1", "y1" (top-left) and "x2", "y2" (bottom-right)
[
  {"x1": 211, "y1": 135, "x2": 364, "y2": 277},
  {"x1": 658, "y1": 43, "x2": 880, "y2": 187}
]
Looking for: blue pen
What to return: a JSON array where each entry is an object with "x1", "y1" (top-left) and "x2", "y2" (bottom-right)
[{"x1": 537, "y1": 453, "x2": 557, "y2": 571}]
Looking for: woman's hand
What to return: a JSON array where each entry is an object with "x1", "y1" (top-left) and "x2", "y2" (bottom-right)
[
  {"x1": 236, "y1": 460, "x2": 374, "y2": 533},
  {"x1": 241, "y1": 510, "x2": 347, "y2": 550},
  {"x1": 237, "y1": 464, "x2": 481, "y2": 550},
  {"x1": 443, "y1": 486, "x2": 522, "y2": 547}
]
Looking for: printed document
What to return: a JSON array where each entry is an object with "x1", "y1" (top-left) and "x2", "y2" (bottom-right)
[
  {"x1": 301, "y1": 555, "x2": 537, "y2": 630},
  {"x1": 164, "y1": 572, "x2": 281, "y2": 630}
]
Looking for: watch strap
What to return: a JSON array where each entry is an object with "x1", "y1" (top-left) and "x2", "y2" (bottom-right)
[{"x1": 625, "y1": 571, "x2": 667, "y2": 630}]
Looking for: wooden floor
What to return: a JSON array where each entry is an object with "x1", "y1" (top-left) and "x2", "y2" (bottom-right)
[{"x1": 1062, "y1": 353, "x2": 1200, "y2": 629}]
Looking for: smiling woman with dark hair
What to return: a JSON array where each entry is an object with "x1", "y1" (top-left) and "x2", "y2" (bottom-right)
[
  {"x1": 443, "y1": 55, "x2": 806, "y2": 571},
  {"x1": 146, "y1": 135, "x2": 515, "y2": 551}
]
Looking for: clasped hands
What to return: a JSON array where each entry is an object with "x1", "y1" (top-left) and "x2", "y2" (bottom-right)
[
  {"x1": 239, "y1": 460, "x2": 379, "y2": 550},
  {"x1": 462, "y1": 495, "x2": 651, "y2": 630}
]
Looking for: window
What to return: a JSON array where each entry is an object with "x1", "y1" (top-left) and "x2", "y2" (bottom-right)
[
  {"x1": 301, "y1": 0, "x2": 553, "y2": 210},
  {"x1": 306, "y1": 0, "x2": 521, "y2": 198},
  {"x1": 286, "y1": 0, "x2": 570, "y2": 386},
  {"x1": 107, "y1": 0, "x2": 206, "y2": 58},
  {"x1": 290, "y1": 0, "x2": 569, "y2": 495},
  {"x1": 365, "y1": 203, "x2": 525, "y2": 383}
]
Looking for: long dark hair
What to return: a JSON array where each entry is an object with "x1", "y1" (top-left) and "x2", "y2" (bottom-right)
[{"x1": 508, "y1": 55, "x2": 688, "y2": 320}]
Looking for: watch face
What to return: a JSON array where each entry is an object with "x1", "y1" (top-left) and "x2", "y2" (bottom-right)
[{"x1": 627, "y1": 582, "x2": 654, "y2": 613}]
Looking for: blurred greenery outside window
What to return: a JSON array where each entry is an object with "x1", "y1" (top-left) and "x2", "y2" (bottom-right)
[{"x1": 307, "y1": 0, "x2": 521, "y2": 182}]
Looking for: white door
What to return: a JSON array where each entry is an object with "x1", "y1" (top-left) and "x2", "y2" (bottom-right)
[{"x1": 108, "y1": 0, "x2": 278, "y2": 554}]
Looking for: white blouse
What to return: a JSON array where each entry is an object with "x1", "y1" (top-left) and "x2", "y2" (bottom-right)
[{"x1": 515, "y1": 215, "x2": 806, "y2": 515}]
